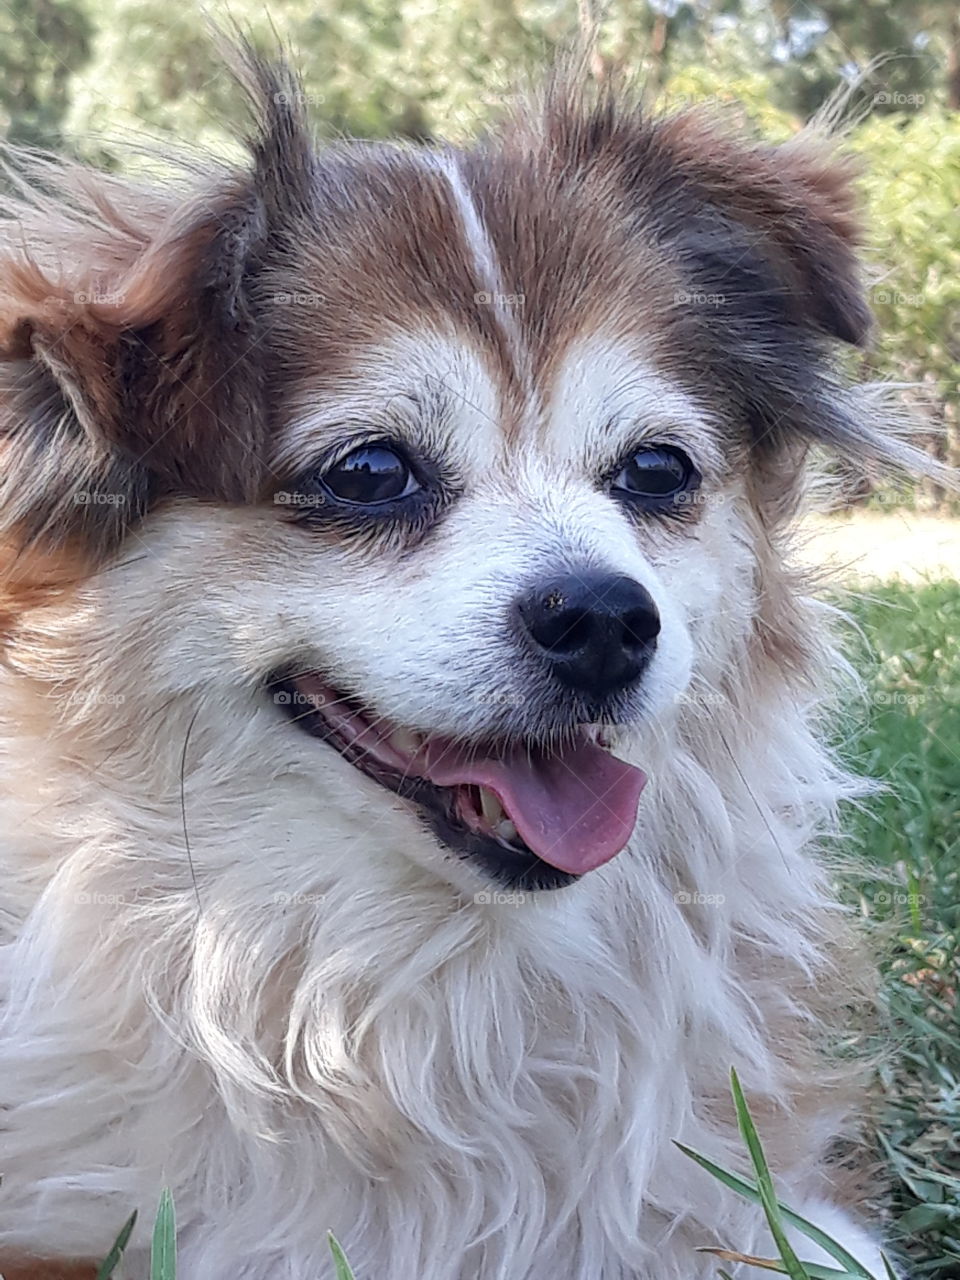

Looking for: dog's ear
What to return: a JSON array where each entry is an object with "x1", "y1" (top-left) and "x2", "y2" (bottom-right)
[
  {"x1": 0, "y1": 46, "x2": 313, "y2": 565},
  {"x1": 649, "y1": 114, "x2": 871, "y2": 348},
  {"x1": 605, "y1": 106, "x2": 959, "y2": 516},
  {"x1": 634, "y1": 113, "x2": 952, "y2": 491},
  {"x1": 532, "y1": 84, "x2": 871, "y2": 350}
]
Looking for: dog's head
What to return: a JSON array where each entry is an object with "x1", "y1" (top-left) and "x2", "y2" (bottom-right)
[{"x1": 0, "y1": 55, "x2": 909, "y2": 896}]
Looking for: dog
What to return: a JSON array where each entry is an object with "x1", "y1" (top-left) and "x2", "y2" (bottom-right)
[{"x1": 0, "y1": 47, "x2": 927, "y2": 1280}]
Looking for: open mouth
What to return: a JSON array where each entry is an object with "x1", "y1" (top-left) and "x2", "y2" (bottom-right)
[{"x1": 272, "y1": 672, "x2": 647, "y2": 892}]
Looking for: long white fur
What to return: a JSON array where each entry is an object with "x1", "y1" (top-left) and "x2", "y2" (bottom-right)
[{"x1": 0, "y1": 339, "x2": 892, "y2": 1273}]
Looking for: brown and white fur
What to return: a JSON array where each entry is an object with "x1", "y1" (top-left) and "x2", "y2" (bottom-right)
[{"x1": 0, "y1": 50, "x2": 922, "y2": 1280}]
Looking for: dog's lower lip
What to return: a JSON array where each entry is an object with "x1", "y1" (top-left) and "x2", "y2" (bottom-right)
[{"x1": 269, "y1": 671, "x2": 647, "y2": 890}]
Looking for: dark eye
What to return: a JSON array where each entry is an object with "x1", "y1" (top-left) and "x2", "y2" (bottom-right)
[
  {"x1": 611, "y1": 446, "x2": 698, "y2": 503},
  {"x1": 321, "y1": 443, "x2": 420, "y2": 506}
]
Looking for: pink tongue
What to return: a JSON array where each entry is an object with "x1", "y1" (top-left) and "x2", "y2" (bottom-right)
[{"x1": 424, "y1": 737, "x2": 646, "y2": 875}]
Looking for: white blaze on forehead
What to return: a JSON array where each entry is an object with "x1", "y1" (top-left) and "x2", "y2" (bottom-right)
[
  {"x1": 423, "y1": 152, "x2": 501, "y2": 303},
  {"x1": 546, "y1": 334, "x2": 722, "y2": 473},
  {"x1": 276, "y1": 329, "x2": 503, "y2": 475},
  {"x1": 422, "y1": 150, "x2": 529, "y2": 379}
]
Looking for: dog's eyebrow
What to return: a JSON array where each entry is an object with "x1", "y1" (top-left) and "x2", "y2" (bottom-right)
[
  {"x1": 592, "y1": 410, "x2": 726, "y2": 479},
  {"x1": 600, "y1": 405, "x2": 715, "y2": 443},
  {"x1": 603, "y1": 371, "x2": 707, "y2": 423},
  {"x1": 273, "y1": 381, "x2": 458, "y2": 473},
  {"x1": 587, "y1": 375, "x2": 715, "y2": 440}
]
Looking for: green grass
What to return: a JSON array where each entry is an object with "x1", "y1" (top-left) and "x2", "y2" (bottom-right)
[
  {"x1": 837, "y1": 580, "x2": 960, "y2": 1276},
  {"x1": 97, "y1": 1195, "x2": 357, "y2": 1279},
  {"x1": 679, "y1": 1069, "x2": 892, "y2": 1278}
]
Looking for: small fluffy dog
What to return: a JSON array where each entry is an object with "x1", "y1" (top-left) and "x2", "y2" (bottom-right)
[{"x1": 0, "y1": 48, "x2": 925, "y2": 1280}]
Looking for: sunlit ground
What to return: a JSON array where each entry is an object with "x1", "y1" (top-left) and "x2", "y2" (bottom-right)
[{"x1": 799, "y1": 511, "x2": 960, "y2": 583}]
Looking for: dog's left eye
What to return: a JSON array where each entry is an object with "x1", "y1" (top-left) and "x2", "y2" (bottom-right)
[
  {"x1": 320, "y1": 444, "x2": 421, "y2": 506},
  {"x1": 610, "y1": 446, "x2": 698, "y2": 503}
]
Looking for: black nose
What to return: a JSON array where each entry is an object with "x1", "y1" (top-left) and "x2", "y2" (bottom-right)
[{"x1": 516, "y1": 571, "x2": 661, "y2": 699}]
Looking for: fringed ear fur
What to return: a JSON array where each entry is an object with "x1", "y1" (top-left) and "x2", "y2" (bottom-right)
[
  {"x1": 637, "y1": 107, "x2": 955, "y2": 506},
  {"x1": 0, "y1": 41, "x2": 314, "y2": 575},
  {"x1": 650, "y1": 113, "x2": 873, "y2": 348}
]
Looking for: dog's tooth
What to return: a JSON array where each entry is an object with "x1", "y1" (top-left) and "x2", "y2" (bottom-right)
[
  {"x1": 479, "y1": 787, "x2": 504, "y2": 825},
  {"x1": 497, "y1": 818, "x2": 519, "y2": 843},
  {"x1": 388, "y1": 728, "x2": 421, "y2": 757}
]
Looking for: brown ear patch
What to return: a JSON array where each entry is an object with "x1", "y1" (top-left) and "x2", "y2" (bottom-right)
[
  {"x1": 0, "y1": 181, "x2": 272, "y2": 552},
  {"x1": 0, "y1": 258, "x2": 150, "y2": 563},
  {"x1": 0, "y1": 537, "x2": 90, "y2": 645},
  {"x1": 0, "y1": 45, "x2": 312, "y2": 575},
  {"x1": 463, "y1": 80, "x2": 884, "y2": 508},
  {"x1": 490, "y1": 79, "x2": 871, "y2": 351},
  {"x1": 101, "y1": 182, "x2": 271, "y2": 502},
  {"x1": 650, "y1": 112, "x2": 871, "y2": 347}
]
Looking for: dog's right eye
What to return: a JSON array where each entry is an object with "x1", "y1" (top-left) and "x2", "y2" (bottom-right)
[
  {"x1": 280, "y1": 439, "x2": 454, "y2": 541},
  {"x1": 318, "y1": 443, "x2": 421, "y2": 506}
]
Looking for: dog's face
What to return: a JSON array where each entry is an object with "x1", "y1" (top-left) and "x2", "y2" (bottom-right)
[
  {"x1": 0, "y1": 62, "x2": 878, "y2": 895},
  {"x1": 259, "y1": 327, "x2": 705, "y2": 891}
]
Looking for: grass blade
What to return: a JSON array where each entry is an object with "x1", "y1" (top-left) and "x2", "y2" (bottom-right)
[
  {"x1": 674, "y1": 1144, "x2": 872, "y2": 1277},
  {"x1": 700, "y1": 1248, "x2": 862, "y2": 1278},
  {"x1": 877, "y1": 1132, "x2": 960, "y2": 1195},
  {"x1": 729, "y1": 1068, "x2": 813, "y2": 1280},
  {"x1": 709, "y1": 1251, "x2": 786, "y2": 1273},
  {"x1": 328, "y1": 1231, "x2": 356, "y2": 1280},
  {"x1": 95, "y1": 1210, "x2": 138, "y2": 1280},
  {"x1": 151, "y1": 1188, "x2": 176, "y2": 1280}
]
